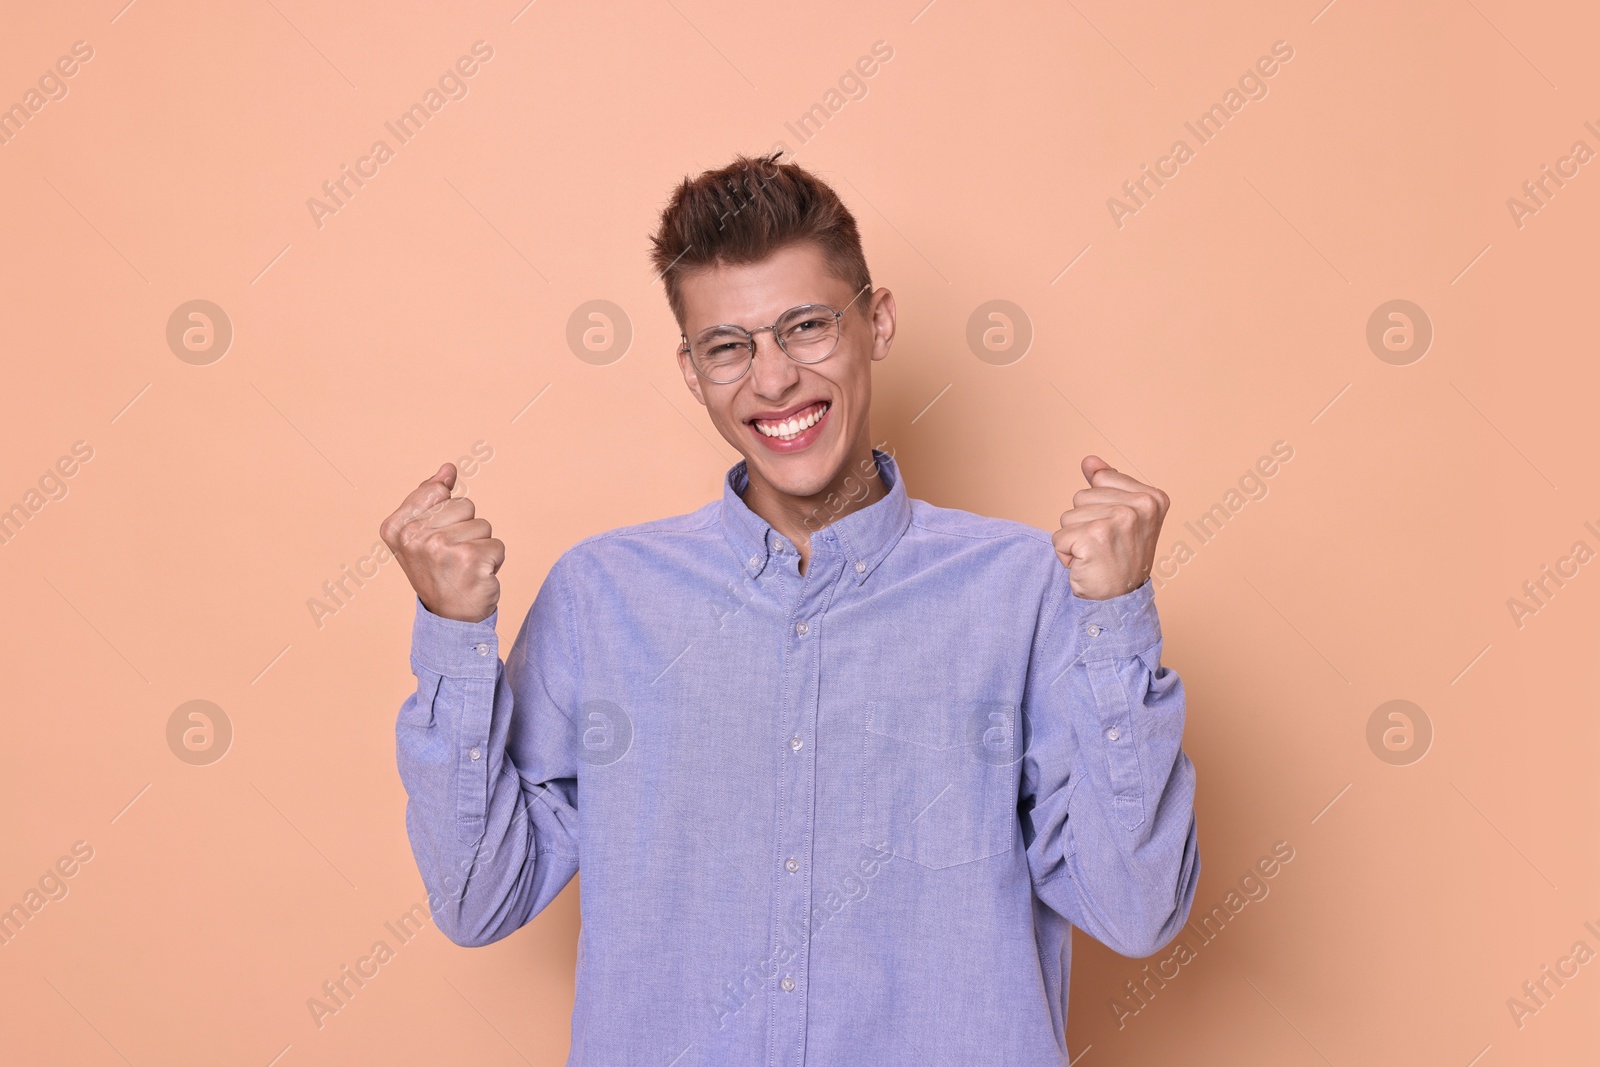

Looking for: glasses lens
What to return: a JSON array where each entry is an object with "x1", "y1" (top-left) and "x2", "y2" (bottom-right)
[
  {"x1": 776, "y1": 307, "x2": 840, "y2": 362},
  {"x1": 692, "y1": 328, "x2": 754, "y2": 381}
]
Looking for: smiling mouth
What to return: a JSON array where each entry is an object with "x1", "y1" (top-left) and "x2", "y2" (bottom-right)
[{"x1": 750, "y1": 400, "x2": 830, "y2": 441}]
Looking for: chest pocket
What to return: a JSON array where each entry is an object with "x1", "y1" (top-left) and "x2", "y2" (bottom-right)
[{"x1": 861, "y1": 698, "x2": 1019, "y2": 870}]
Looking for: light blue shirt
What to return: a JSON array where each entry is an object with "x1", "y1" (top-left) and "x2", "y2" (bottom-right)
[{"x1": 396, "y1": 449, "x2": 1200, "y2": 1065}]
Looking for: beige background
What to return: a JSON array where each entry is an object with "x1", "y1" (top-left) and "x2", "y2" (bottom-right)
[{"x1": 2, "y1": 0, "x2": 1596, "y2": 1063}]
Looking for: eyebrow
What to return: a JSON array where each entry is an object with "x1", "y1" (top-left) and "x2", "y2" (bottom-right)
[{"x1": 689, "y1": 300, "x2": 838, "y2": 336}]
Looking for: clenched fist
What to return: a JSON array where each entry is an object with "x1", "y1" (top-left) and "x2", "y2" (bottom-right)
[
  {"x1": 379, "y1": 462, "x2": 506, "y2": 623},
  {"x1": 1052, "y1": 455, "x2": 1169, "y2": 601}
]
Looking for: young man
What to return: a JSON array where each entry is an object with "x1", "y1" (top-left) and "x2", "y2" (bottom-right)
[{"x1": 381, "y1": 154, "x2": 1199, "y2": 1065}]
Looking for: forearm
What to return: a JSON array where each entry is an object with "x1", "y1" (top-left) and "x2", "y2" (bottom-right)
[
  {"x1": 396, "y1": 597, "x2": 579, "y2": 946},
  {"x1": 1025, "y1": 581, "x2": 1201, "y2": 957}
]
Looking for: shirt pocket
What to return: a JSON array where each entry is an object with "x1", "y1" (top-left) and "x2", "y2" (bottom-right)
[{"x1": 861, "y1": 698, "x2": 1019, "y2": 870}]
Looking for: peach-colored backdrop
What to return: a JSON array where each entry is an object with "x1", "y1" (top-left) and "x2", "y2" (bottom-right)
[{"x1": 2, "y1": 1, "x2": 1595, "y2": 1063}]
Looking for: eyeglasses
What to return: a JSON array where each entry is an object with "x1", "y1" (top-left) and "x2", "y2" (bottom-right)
[{"x1": 679, "y1": 283, "x2": 871, "y2": 384}]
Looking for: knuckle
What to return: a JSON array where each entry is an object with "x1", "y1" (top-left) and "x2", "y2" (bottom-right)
[{"x1": 419, "y1": 529, "x2": 449, "y2": 558}]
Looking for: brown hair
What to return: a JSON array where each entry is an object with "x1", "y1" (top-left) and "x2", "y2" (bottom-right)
[{"x1": 648, "y1": 152, "x2": 872, "y2": 330}]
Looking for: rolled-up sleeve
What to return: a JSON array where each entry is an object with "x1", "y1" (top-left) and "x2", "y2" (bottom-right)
[
  {"x1": 395, "y1": 555, "x2": 582, "y2": 947},
  {"x1": 1020, "y1": 567, "x2": 1200, "y2": 958}
]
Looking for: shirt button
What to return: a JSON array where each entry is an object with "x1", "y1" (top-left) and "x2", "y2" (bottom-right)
[
  {"x1": 1105, "y1": 727, "x2": 1119, "y2": 742},
  {"x1": 781, "y1": 976, "x2": 796, "y2": 992},
  {"x1": 796, "y1": 621, "x2": 809, "y2": 636},
  {"x1": 1086, "y1": 624, "x2": 1102, "y2": 638},
  {"x1": 469, "y1": 747, "x2": 482, "y2": 760},
  {"x1": 855, "y1": 560, "x2": 866, "y2": 574},
  {"x1": 749, "y1": 555, "x2": 760, "y2": 568},
  {"x1": 790, "y1": 735, "x2": 803, "y2": 751},
  {"x1": 785, "y1": 858, "x2": 799, "y2": 873},
  {"x1": 474, "y1": 642, "x2": 490, "y2": 655}
]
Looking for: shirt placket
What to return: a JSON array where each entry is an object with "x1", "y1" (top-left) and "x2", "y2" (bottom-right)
[{"x1": 766, "y1": 529, "x2": 843, "y2": 1067}]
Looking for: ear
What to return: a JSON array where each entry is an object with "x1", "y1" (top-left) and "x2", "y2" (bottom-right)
[
  {"x1": 675, "y1": 344, "x2": 708, "y2": 406},
  {"x1": 868, "y1": 288, "x2": 896, "y2": 363}
]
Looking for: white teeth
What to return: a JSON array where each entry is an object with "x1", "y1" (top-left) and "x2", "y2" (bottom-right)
[{"x1": 755, "y1": 403, "x2": 827, "y2": 439}]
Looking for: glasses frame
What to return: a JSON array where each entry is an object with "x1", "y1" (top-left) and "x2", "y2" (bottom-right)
[{"x1": 679, "y1": 283, "x2": 872, "y2": 385}]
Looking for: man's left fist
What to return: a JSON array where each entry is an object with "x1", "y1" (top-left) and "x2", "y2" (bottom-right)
[{"x1": 1052, "y1": 455, "x2": 1170, "y2": 600}]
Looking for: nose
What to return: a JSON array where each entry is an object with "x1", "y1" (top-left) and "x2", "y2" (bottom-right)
[{"x1": 747, "y1": 327, "x2": 799, "y2": 398}]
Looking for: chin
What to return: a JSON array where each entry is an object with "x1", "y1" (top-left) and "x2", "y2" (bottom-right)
[{"x1": 746, "y1": 451, "x2": 838, "y2": 499}]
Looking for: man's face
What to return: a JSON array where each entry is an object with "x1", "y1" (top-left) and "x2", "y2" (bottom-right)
[{"x1": 674, "y1": 241, "x2": 894, "y2": 501}]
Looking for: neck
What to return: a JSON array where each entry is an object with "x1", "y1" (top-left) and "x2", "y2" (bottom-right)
[{"x1": 740, "y1": 446, "x2": 888, "y2": 575}]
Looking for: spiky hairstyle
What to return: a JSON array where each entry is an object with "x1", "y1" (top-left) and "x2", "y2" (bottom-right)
[{"x1": 648, "y1": 152, "x2": 872, "y2": 329}]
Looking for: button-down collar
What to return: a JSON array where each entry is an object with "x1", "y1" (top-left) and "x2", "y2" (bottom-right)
[{"x1": 720, "y1": 448, "x2": 912, "y2": 584}]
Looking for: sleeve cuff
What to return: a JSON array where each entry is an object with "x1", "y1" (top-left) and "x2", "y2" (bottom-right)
[
  {"x1": 1073, "y1": 578, "x2": 1161, "y2": 661},
  {"x1": 410, "y1": 595, "x2": 500, "y2": 678}
]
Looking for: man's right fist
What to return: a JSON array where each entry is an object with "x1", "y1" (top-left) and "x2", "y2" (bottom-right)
[{"x1": 379, "y1": 462, "x2": 506, "y2": 623}]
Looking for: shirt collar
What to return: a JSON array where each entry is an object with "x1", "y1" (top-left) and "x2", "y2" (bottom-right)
[{"x1": 720, "y1": 448, "x2": 912, "y2": 585}]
